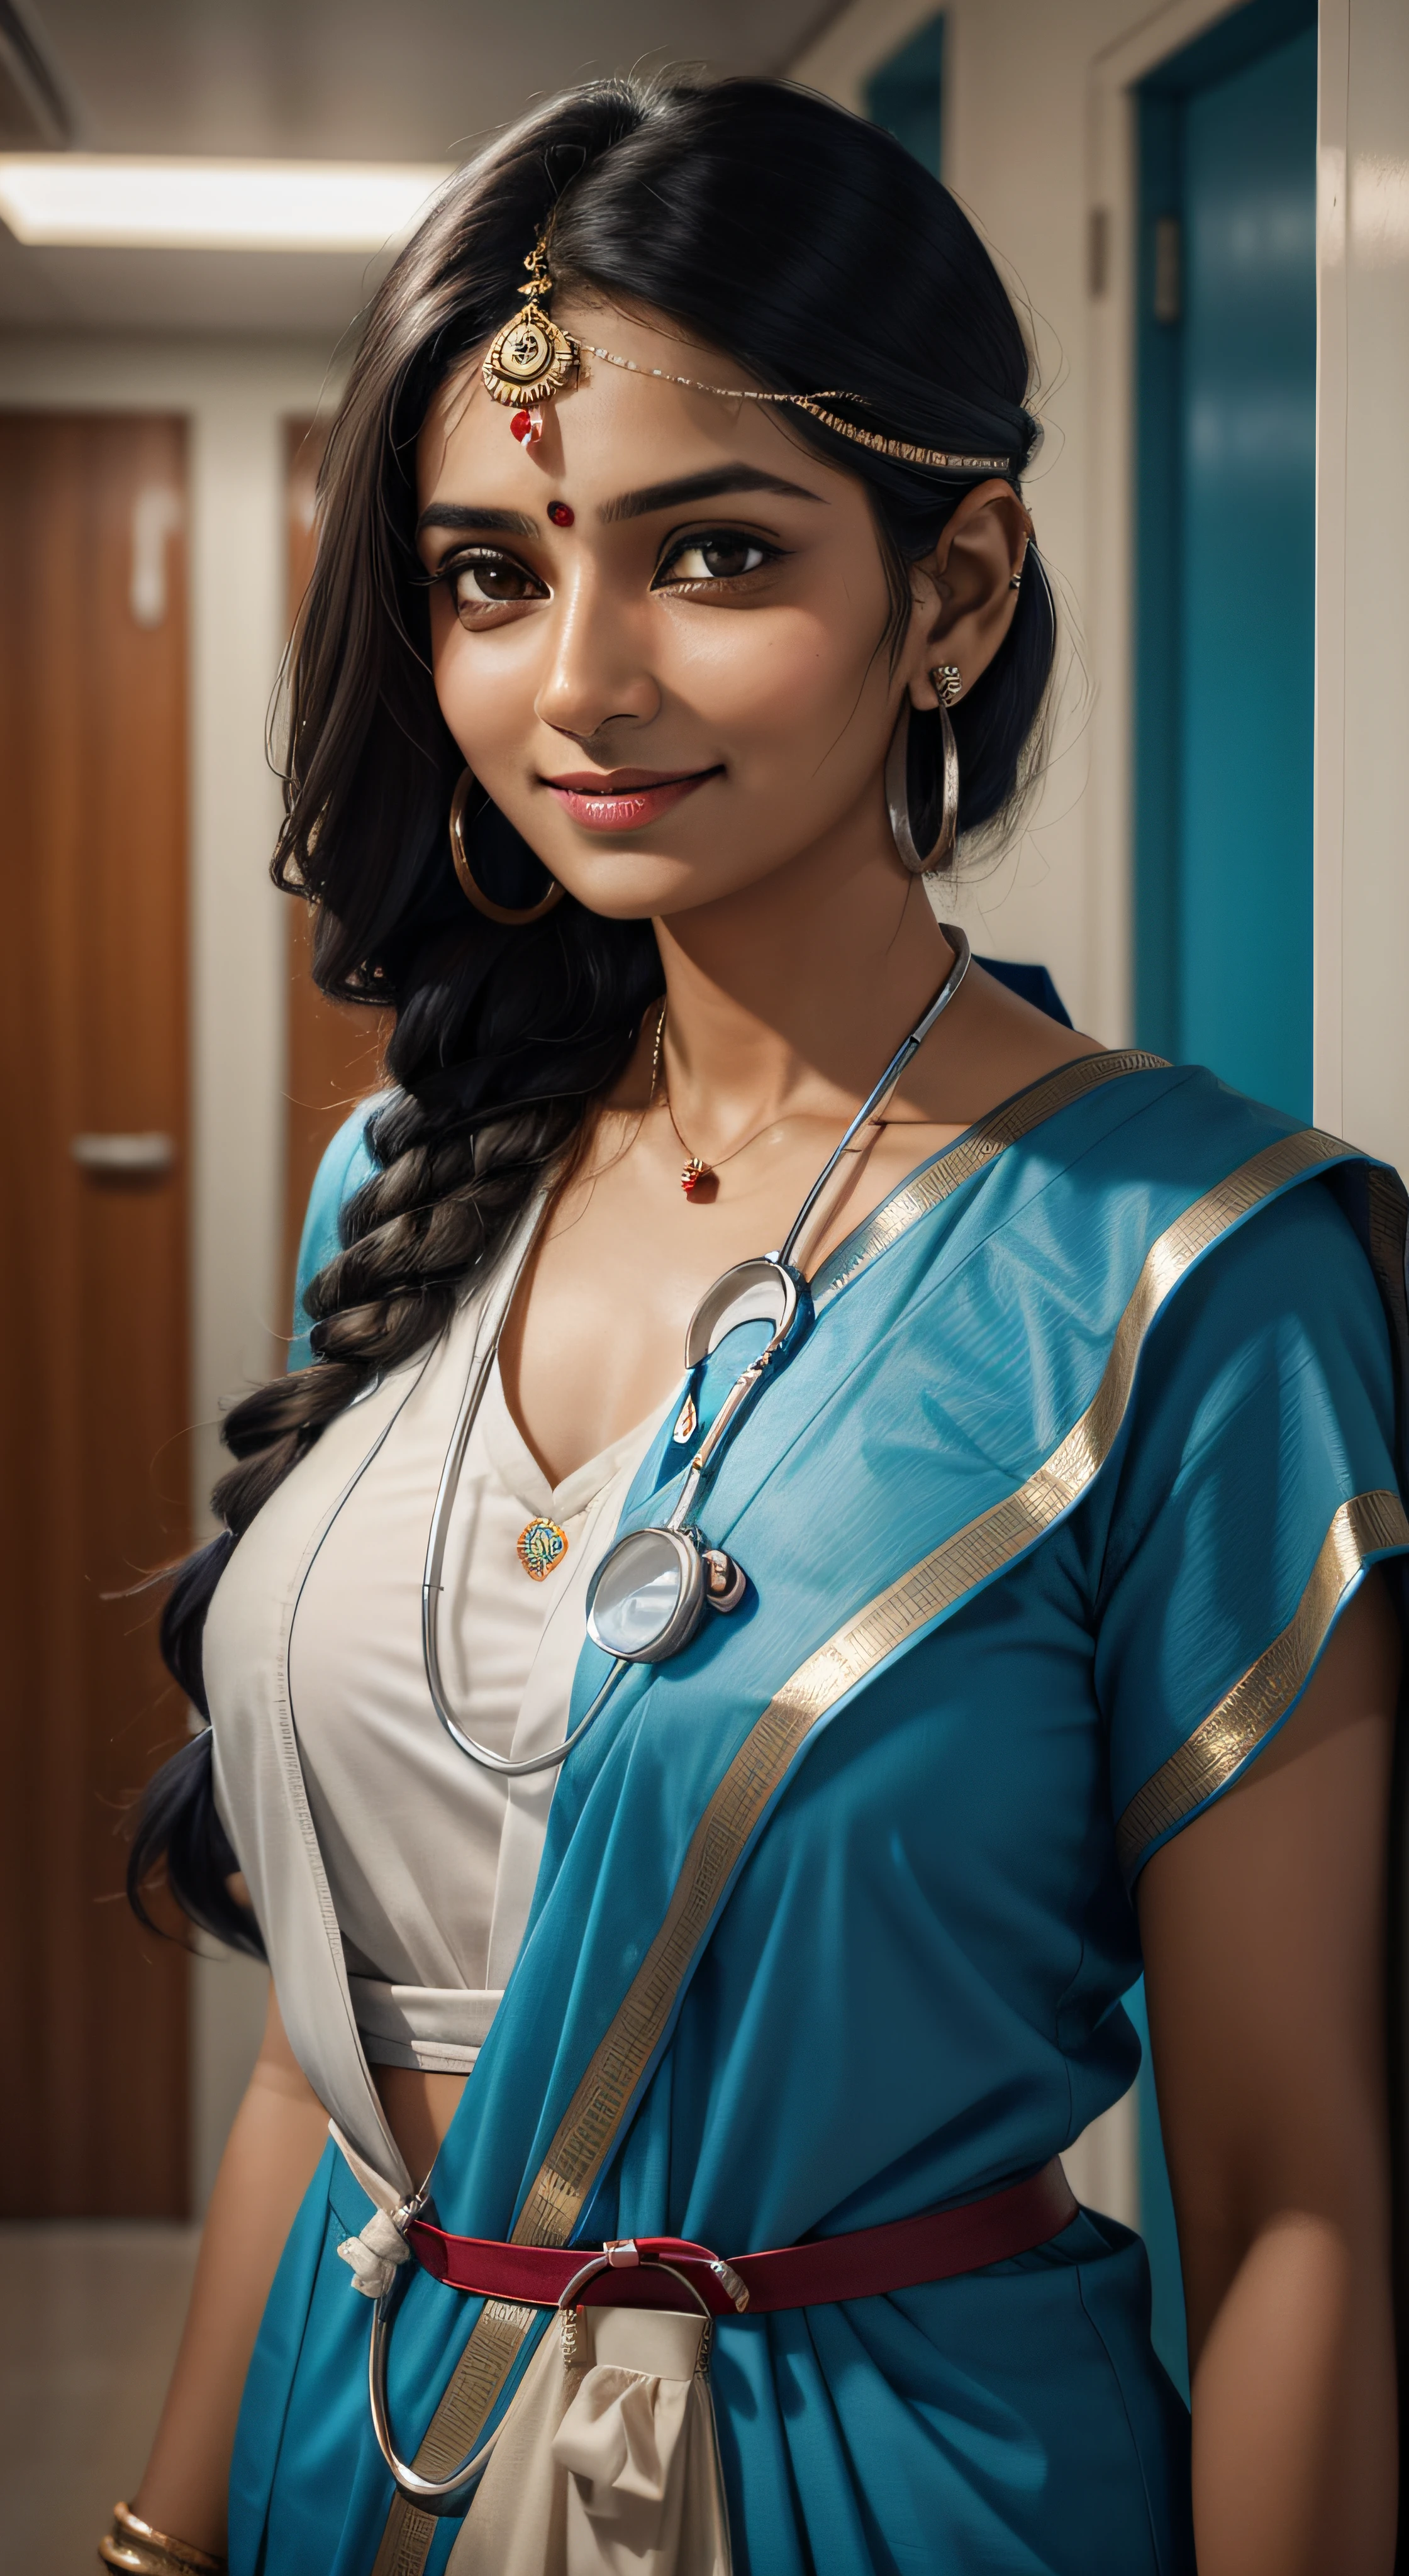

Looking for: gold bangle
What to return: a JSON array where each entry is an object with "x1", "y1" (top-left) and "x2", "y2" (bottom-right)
[{"x1": 97, "y1": 2501, "x2": 226, "y2": 2576}]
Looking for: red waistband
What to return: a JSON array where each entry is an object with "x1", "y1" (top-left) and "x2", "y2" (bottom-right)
[{"x1": 406, "y1": 2157, "x2": 1078, "y2": 2319}]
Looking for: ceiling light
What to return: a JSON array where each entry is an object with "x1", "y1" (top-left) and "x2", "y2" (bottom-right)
[{"x1": 0, "y1": 154, "x2": 451, "y2": 251}]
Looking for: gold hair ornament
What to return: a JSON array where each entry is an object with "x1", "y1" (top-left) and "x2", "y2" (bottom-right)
[{"x1": 482, "y1": 230, "x2": 579, "y2": 444}]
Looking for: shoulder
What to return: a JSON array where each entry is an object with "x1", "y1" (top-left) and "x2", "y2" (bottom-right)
[
  {"x1": 1106, "y1": 1065, "x2": 1398, "y2": 1323},
  {"x1": 1133, "y1": 1164, "x2": 1395, "y2": 1464},
  {"x1": 940, "y1": 1055, "x2": 1376, "y2": 1316},
  {"x1": 310, "y1": 1095, "x2": 386, "y2": 1218},
  {"x1": 1088, "y1": 1057, "x2": 1315, "y2": 1186},
  {"x1": 1076, "y1": 1062, "x2": 1399, "y2": 1397},
  {"x1": 964, "y1": 1055, "x2": 1403, "y2": 1484},
  {"x1": 1014, "y1": 1055, "x2": 1395, "y2": 1292},
  {"x1": 287, "y1": 1094, "x2": 391, "y2": 1372}
]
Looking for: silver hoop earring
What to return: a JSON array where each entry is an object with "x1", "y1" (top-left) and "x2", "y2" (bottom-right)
[{"x1": 886, "y1": 665, "x2": 962, "y2": 877}]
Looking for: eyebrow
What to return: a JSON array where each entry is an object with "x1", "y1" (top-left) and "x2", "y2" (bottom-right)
[
  {"x1": 415, "y1": 503, "x2": 538, "y2": 538},
  {"x1": 598, "y1": 465, "x2": 824, "y2": 523}
]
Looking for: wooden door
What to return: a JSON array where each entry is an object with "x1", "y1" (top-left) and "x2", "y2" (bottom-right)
[
  {"x1": 281, "y1": 419, "x2": 389, "y2": 1330},
  {"x1": 0, "y1": 414, "x2": 191, "y2": 2217}
]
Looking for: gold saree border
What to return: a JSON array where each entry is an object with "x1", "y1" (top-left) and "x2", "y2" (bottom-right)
[
  {"x1": 1116, "y1": 1489, "x2": 1409, "y2": 1882},
  {"x1": 372, "y1": 1118, "x2": 1355, "y2": 2570},
  {"x1": 814, "y1": 1047, "x2": 1167, "y2": 1304},
  {"x1": 369, "y1": 2297, "x2": 539, "y2": 2576}
]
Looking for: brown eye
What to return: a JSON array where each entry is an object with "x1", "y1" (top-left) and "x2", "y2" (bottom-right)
[
  {"x1": 657, "y1": 534, "x2": 774, "y2": 586},
  {"x1": 446, "y1": 551, "x2": 545, "y2": 618}
]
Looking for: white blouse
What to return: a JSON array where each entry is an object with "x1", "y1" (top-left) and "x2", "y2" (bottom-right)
[
  {"x1": 206, "y1": 1227, "x2": 666, "y2": 2190},
  {"x1": 288, "y1": 1313, "x2": 658, "y2": 2073}
]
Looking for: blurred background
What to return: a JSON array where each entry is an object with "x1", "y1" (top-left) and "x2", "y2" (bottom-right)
[{"x1": 0, "y1": 0, "x2": 1405, "y2": 2563}]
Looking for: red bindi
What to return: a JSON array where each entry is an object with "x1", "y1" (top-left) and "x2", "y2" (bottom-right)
[{"x1": 547, "y1": 499, "x2": 575, "y2": 527}]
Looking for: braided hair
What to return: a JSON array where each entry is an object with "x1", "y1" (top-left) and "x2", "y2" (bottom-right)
[{"x1": 128, "y1": 72, "x2": 1056, "y2": 1950}]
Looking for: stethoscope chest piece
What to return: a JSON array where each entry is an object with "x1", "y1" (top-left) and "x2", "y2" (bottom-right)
[
  {"x1": 585, "y1": 1524, "x2": 747, "y2": 1663},
  {"x1": 584, "y1": 1256, "x2": 805, "y2": 1665}
]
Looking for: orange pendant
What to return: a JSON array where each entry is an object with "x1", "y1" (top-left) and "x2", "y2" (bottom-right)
[
  {"x1": 516, "y1": 1517, "x2": 567, "y2": 1580},
  {"x1": 681, "y1": 1158, "x2": 711, "y2": 1197}
]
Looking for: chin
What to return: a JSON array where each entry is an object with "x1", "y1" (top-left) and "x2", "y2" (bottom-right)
[{"x1": 549, "y1": 847, "x2": 765, "y2": 921}]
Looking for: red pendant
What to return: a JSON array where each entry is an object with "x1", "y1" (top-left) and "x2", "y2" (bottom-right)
[
  {"x1": 511, "y1": 406, "x2": 544, "y2": 447},
  {"x1": 681, "y1": 1158, "x2": 710, "y2": 1197}
]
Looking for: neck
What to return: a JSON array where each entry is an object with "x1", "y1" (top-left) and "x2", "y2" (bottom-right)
[{"x1": 649, "y1": 788, "x2": 955, "y2": 1134}]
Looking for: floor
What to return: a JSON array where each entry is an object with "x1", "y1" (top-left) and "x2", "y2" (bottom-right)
[{"x1": 0, "y1": 2223, "x2": 199, "y2": 2575}]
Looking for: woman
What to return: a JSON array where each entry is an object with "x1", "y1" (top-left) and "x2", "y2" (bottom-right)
[{"x1": 113, "y1": 74, "x2": 1405, "y2": 2576}]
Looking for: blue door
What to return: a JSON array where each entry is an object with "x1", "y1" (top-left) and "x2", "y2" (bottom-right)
[
  {"x1": 1132, "y1": 0, "x2": 1318, "y2": 2401},
  {"x1": 1135, "y1": 0, "x2": 1317, "y2": 1114},
  {"x1": 864, "y1": 14, "x2": 945, "y2": 178}
]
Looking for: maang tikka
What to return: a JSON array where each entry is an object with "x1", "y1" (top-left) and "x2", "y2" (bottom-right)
[{"x1": 482, "y1": 228, "x2": 579, "y2": 448}]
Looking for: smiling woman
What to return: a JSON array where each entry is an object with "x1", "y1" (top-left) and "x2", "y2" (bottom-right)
[{"x1": 117, "y1": 70, "x2": 1406, "y2": 2576}]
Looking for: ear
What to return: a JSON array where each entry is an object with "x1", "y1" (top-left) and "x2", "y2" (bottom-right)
[{"x1": 903, "y1": 479, "x2": 1035, "y2": 710}]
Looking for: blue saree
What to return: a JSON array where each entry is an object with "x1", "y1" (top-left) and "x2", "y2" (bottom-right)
[{"x1": 232, "y1": 1051, "x2": 1409, "y2": 2576}]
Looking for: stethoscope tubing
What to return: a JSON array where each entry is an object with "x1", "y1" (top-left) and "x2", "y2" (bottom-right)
[
  {"x1": 367, "y1": 2248, "x2": 716, "y2": 2512},
  {"x1": 421, "y1": 926, "x2": 972, "y2": 1777},
  {"x1": 778, "y1": 925, "x2": 971, "y2": 1267}
]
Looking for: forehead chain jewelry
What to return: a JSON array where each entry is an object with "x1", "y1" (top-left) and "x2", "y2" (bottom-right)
[
  {"x1": 482, "y1": 225, "x2": 1016, "y2": 477},
  {"x1": 581, "y1": 345, "x2": 1011, "y2": 474}
]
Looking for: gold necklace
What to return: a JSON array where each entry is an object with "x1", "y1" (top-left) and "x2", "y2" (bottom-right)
[{"x1": 649, "y1": 1001, "x2": 796, "y2": 1200}]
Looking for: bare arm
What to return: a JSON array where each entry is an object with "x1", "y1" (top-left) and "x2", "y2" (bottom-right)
[
  {"x1": 1139, "y1": 1573, "x2": 1400, "y2": 2576},
  {"x1": 131, "y1": 1984, "x2": 330, "y2": 2555}
]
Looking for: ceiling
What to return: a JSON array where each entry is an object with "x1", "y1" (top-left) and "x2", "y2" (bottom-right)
[{"x1": 0, "y1": 0, "x2": 843, "y2": 334}]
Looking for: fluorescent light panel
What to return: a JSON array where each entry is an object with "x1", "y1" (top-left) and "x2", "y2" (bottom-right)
[{"x1": 0, "y1": 154, "x2": 451, "y2": 251}]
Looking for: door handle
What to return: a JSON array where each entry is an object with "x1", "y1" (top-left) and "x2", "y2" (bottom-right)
[
  {"x1": 130, "y1": 488, "x2": 184, "y2": 628},
  {"x1": 70, "y1": 1131, "x2": 177, "y2": 1176}
]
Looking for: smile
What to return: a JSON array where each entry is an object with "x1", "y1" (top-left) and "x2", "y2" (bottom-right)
[{"x1": 543, "y1": 767, "x2": 722, "y2": 830}]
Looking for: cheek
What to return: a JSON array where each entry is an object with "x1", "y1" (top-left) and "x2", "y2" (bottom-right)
[
  {"x1": 427, "y1": 595, "x2": 466, "y2": 727},
  {"x1": 660, "y1": 597, "x2": 886, "y2": 753},
  {"x1": 430, "y1": 606, "x2": 537, "y2": 768}
]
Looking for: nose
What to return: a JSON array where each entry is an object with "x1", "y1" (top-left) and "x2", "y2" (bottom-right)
[{"x1": 534, "y1": 565, "x2": 660, "y2": 743}]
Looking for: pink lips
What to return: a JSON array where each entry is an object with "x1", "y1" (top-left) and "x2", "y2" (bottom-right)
[{"x1": 544, "y1": 767, "x2": 720, "y2": 831}]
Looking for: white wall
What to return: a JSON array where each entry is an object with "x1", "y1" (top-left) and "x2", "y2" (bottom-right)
[
  {"x1": 1315, "y1": 0, "x2": 1409, "y2": 1177},
  {"x1": 0, "y1": 331, "x2": 340, "y2": 2205}
]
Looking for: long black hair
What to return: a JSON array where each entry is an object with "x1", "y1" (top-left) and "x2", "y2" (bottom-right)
[{"x1": 128, "y1": 72, "x2": 1055, "y2": 1952}]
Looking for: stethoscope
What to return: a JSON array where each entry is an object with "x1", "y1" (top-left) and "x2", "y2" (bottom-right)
[{"x1": 421, "y1": 926, "x2": 972, "y2": 1779}]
